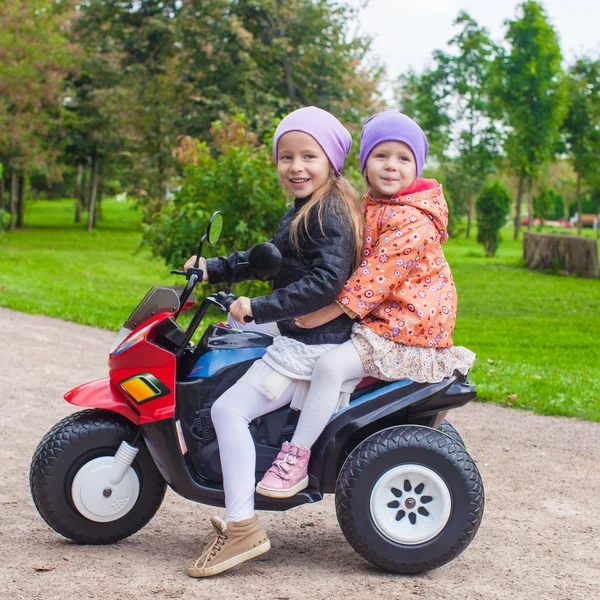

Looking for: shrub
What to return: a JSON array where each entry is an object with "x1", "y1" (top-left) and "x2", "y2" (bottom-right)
[
  {"x1": 0, "y1": 209, "x2": 9, "y2": 232},
  {"x1": 476, "y1": 179, "x2": 512, "y2": 257},
  {"x1": 568, "y1": 195, "x2": 599, "y2": 218},
  {"x1": 141, "y1": 115, "x2": 286, "y2": 298},
  {"x1": 534, "y1": 185, "x2": 565, "y2": 223}
]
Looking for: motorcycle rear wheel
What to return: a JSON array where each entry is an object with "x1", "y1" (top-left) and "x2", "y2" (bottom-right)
[
  {"x1": 335, "y1": 425, "x2": 484, "y2": 574},
  {"x1": 30, "y1": 409, "x2": 166, "y2": 544}
]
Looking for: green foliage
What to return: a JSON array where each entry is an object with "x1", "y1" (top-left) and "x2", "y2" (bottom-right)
[
  {"x1": 0, "y1": 210, "x2": 9, "y2": 232},
  {"x1": 0, "y1": 0, "x2": 80, "y2": 177},
  {"x1": 563, "y1": 59, "x2": 600, "y2": 182},
  {"x1": 495, "y1": 1, "x2": 567, "y2": 180},
  {"x1": 62, "y1": 0, "x2": 382, "y2": 215},
  {"x1": 141, "y1": 116, "x2": 286, "y2": 297},
  {"x1": 568, "y1": 195, "x2": 600, "y2": 218},
  {"x1": 436, "y1": 12, "x2": 501, "y2": 233},
  {"x1": 476, "y1": 180, "x2": 512, "y2": 256},
  {"x1": 534, "y1": 185, "x2": 564, "y2": 222},
  {"x1": 397, "y1": 68, "x2": 452, "y2": 162}
]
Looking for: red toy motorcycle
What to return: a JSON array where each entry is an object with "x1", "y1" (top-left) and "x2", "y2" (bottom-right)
[{"x1": 30, "y1": 212, "x2": 484, "y2": 574}]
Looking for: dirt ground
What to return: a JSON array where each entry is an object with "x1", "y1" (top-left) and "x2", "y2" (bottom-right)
[{"x1": 0, "y1": 306, "x2": 599, "y2": 600}]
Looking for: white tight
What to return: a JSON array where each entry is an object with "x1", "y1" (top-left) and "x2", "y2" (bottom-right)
[
  {"x1": 212, "y1": 318, "x2": 367, "y2": 522},
  {"x1": 211, "y1": 380, "x2": 296, "y2": 522},
  {"x1": 292, "y1": 340, "x2": 367, "y2": 448}
]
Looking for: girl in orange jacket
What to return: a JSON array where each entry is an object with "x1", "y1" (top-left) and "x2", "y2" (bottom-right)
[{"x1": 256, "y1": 110, "x2": 475, "y2": 499}]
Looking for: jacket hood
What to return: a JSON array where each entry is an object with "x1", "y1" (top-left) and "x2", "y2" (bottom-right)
[{"x1": 365, "y1": 178, "x2": 449, "y2": 240}]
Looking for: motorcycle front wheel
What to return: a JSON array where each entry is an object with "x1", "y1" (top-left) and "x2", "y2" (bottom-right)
[{"x1": 30, "y1": 409, "x2": 166, "y2": 544}]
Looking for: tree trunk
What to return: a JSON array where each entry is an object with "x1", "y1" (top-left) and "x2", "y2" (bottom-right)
[
  {"x1": 16, "y1": 174, "x2": 25, "y2": 228},
  {"x1": 75, "y1": 162, "x2": 83, "y2": 223},
  {"x1": 513, "y1": 176, "x2": 524, "y2": 240},
  {"x1": 527, "y1": 176, "x2": 534, "y2": 232},
  {"x1": 87, "y1": 154, "x2": 98, "y2": 233},
  {"x1": 576, "y1": 172, "x2": 582, "y2": 236},
  {"x1": 523, "y1": 232, "x2": 599, "y2": 278},
  {"x1": 9, "y1": 171, "x2": 17, "y2": 231},
  {"x1": 465, "y1": 190, "x2": 474, "y2": 239},
  {"x1": 95, "y1": 159, "x2": 103, "y2": 224},
  {"x1": 84, "y1": 162, "x2": 92, "y2": 210},
  {"x1": 0, "y1": 175, "x2": 5, "y2": 213}
]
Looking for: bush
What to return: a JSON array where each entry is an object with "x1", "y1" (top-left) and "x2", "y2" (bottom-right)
[
  {"x1": 476, "y1": 179, "x2": 512, "y2": 257},
  {"x1": 141, "y1": 115, "x2": 286, "y2": 298},
  {"x1": 568, "y1": 195, "x2": 599, "y2": 218},
  {"x1": 0, "y1": 209, "x2": 9, "y2": 232},
  {"x1": 534, "y1": 185, "x2": 565, "y2": 223}
]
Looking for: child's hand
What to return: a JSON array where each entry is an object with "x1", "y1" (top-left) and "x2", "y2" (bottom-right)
[
  {"x1": 230, "y1": 296, "x2": 253, "y2": 323},
  {"x1": 295, "y1": 303, "x2": 344, "y2": 329},
  {"x1": 183, "y1": 255, "x2": 208, "y2": 282}
]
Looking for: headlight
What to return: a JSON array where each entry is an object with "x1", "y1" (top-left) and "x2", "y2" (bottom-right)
[{"x1": 111, "y1": 323, "x2": 153, "y2": 356}]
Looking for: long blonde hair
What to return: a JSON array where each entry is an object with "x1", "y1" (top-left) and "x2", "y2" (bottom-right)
[{"x1": 289, "y1": 173, "x2": 364, "y2": 271}]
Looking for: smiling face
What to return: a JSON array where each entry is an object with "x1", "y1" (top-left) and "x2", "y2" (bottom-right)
[
  {"x1": 276, "y1": 131, "x2": 331, "y2": 197},
  {"x1": 365, "y1": 141, "x2": 417, "y2": 198}
]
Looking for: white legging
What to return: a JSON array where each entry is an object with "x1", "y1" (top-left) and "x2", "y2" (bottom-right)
[
  {"x1": 211, "y1": 379, "x2": 298, "y2": 522},
  {"x1": 292, "y1": 340, "x2": 367, "y2": 448},
  {"x1": 211, "y1": 323, "x2": 367, "y2": 522}
]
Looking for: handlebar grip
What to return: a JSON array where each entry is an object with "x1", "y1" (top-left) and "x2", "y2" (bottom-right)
[{"x1": 243, "y1": 316, "x2": 254, "y2": 323}]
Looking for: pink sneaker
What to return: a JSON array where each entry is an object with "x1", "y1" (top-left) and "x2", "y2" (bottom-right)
[{"x1": 256, "y1": 442, "x2": 310, "y2": 498}]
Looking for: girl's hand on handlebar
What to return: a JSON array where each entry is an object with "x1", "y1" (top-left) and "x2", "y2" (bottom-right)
[
  {"x1": 183, "y1": 255, "x2": 208, "y2": 282},
  {"x1": 230, "y1": 296, "x2": 253, "y2": 323}
]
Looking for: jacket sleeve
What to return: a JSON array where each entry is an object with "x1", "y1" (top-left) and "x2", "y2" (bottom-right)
[
  {"x1": 205, "y1": 250, "x2": 253, "y2": 285},
  {"x1": 250, "y1": 203, "x2": 355, "y2": 324},
  {"x1": 337, "y1": 206, "x2": 432, "y2": 318}
]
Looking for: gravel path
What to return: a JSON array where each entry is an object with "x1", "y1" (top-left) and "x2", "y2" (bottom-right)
[{"x1": 1, "y1": 307, "x2": 598, "y2": 600}]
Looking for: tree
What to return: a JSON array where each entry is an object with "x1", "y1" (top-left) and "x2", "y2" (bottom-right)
[
  {"x1": 476, "y1": 179, "x2": 512, "y2": 257},
  {"x1": 0, "y1": 0, "x2": 80, "y2": 228},
  {"x1": 562, "y1": 58, "x2": 600, "y2": 235},
  {"x1": 533, "y1": 184, "x2": 564, "y2": 225},
  {"x1": 397, "y1": 68, "x2": 451, "y2": 162},
  {"x1": 494, "y1": 1, "x2": 567, "y2": 239},
  {"x1": 434, "y1": 12, "x2": 501, "y2": 238},
  {"x1": 69, "y1": 0, "x2": 382, "y2": 221}
]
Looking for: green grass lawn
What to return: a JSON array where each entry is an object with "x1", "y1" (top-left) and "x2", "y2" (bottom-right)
[{"x1": 1, "y1": 198, "x2": 599, "y2": 422}]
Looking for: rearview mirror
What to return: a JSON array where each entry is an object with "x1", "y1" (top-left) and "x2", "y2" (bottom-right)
[
  {"x1": 207, "y1": 212, "x2": 223, "y2": 246},
  {"x1": 248, "y1": 243, "x2": 282, "y2": 281}
]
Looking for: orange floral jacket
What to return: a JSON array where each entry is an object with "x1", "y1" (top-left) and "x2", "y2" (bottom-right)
[{"x1": 337, "y1": 179, "x2": 457, "y2": 347}]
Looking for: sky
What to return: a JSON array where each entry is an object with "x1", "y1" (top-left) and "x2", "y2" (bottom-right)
[{"x1": 349, "y1": 0, "x2": 600, "y2": 95}]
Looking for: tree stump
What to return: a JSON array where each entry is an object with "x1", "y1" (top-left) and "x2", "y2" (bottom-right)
[{"x1": 523, "y1": 232, "x2": 599, "y2": 278}]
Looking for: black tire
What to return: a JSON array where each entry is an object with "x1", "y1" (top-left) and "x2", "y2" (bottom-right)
[
  {"x1": 335, "y1": 425, "x2": 484, "y2": 574},
  {"x1": 438, "y1": 419, "x2": 466, "y2": 448},
  {"x1": 30, "y1": 409, "x2": 167, "y2": 545}
]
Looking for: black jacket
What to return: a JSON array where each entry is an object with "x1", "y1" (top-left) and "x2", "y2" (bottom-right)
[{"x1": 205, "y1": 196, "x2": 356, "y2": 345}]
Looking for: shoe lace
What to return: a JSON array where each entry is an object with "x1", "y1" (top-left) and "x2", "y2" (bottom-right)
[{"x1": 193, "y1": 520, "x2": 228, "y2": 568}]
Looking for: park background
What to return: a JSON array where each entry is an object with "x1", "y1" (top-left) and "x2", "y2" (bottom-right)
[{"x1": 0, "y1": 0, "x2": 599, "y2": 423}]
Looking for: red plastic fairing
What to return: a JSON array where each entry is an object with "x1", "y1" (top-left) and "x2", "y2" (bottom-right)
[{"x1": 64, "y1": 378, "x2": 140, "y2": 425}]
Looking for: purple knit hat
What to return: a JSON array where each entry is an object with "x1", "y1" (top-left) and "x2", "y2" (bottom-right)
[
  {"x1": 273, "y1": 106, "x2": 352, "y2": 173},
  {"x1": 359, "y1": 110, "x2": 429, "y2": 177}
]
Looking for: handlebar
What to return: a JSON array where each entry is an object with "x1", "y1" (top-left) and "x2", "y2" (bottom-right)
[{"x1": 214, "y1": 291, "x2": 253, "y2": 322}]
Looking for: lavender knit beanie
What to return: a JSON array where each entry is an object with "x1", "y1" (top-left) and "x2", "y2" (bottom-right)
[
  {"x1": 359, "y1": 110, "x2": 429, "y2": 177},
  {"x1": 273, "y1": 106, "x2": 352, "y2": 173}
]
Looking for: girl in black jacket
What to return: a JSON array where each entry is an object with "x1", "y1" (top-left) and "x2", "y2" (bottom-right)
[{"x1": 184, "y1": 107, "x2": 363, "y2": 578}]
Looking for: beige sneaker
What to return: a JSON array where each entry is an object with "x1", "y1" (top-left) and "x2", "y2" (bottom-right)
[{"x1": 186, "y1": 515, "x2": 271, "y2": 578}]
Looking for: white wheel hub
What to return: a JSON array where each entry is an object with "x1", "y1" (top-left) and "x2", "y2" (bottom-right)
[
  {"x1": 71, "y1": 457, "x2": 140, "y2": 522},
  {"x1": 370, "y1": 463, "x2": 452, "y2": 545}
]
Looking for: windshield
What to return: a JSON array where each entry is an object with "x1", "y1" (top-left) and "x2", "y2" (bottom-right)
[{"x1": 123, "y1": 286, "x2": 194, "y2": 330}]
